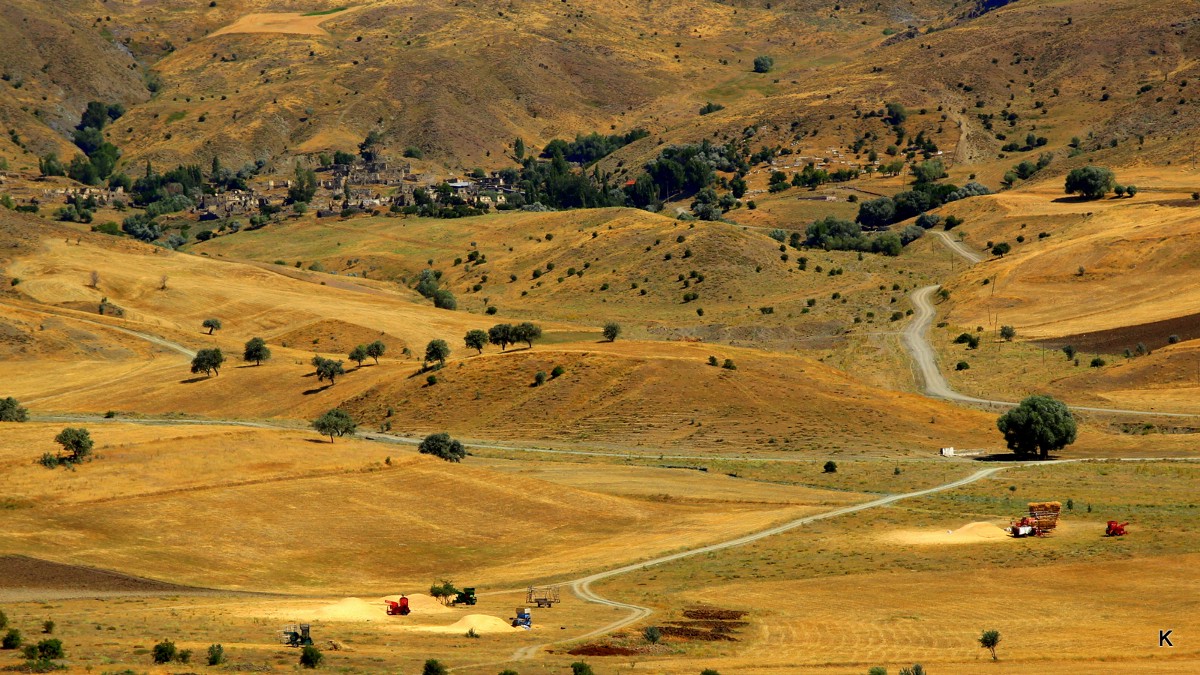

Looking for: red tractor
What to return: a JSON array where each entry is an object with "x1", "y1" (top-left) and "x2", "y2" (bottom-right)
[
  {"x1": 1105, "y1": 521, "x2": 1129, "y2": 537},
  {"x1": 385, "y1": 595, "x2": 410, "y2": 616}
]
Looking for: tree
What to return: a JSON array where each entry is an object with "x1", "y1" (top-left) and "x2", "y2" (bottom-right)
[
  {"x1": 206, "y1": 644, "x2": 225, "y2": 666},
  {"x1": 299, "y1": 645, "x2": 322, "y2": 669},
  {"x1": 52, "y1": 428, "x2": 91, "y2": 467},
  {"x1": 2, "y1": 628, "x2": 20, "y2": 650},
  {"x1": 991, "y1": 242, "x2": 1011, "y2": 257},
  {"x1": 979, "y1": 629, "x2": 1001, "y2": 660},
  {"x1": 1125, "y1": 184, "x2": 1138, "y2": 197},
  {"x1": 418, "y1": 432, "x2": 466, "y2": 462},
  {"x1": 153, "y1": 640, "x2": 177, "y2": 664},
  {"x1": 202, "y1": 318, "x2": 222, "y2": 335},
  {"x1": 1064, "y1": 166, "x2": 1116, "y2": 199},
  {"x1": 0, "y1": 397, "x2": 29, "y2": 422},
  {"x1": 433, "y1": 288, "x2": 457, "y2": 310},
  {"x1": 996, "y1": 395, "x2": 1077, "y2": 459},
  {"x1": 315, "y1": 358, "x2": 345, "y2": 384},
  {"x1": 998, "y1": 325, "x2": 1015, "y2": 341},
  {"x1": 884, "y1": 102, "x2": 908, "y2": 126},
  {"x1": 752, "y1": 55, "x2": 774, "y2": 73},
  {"x1": 349, "y1": 344, "x2": 369, "y2": 367},
  {"x1": 288, "y1": 163, "x2": 318, "y2": 204},
  {"x1": 856, "y1": 197, "x2": 896, "y2": 230},
  {"x1": 488, "y1": 324, "x2": 514, "y2": 350},
  {"x1": 464, "y1": 329, "x2": 488, "y2": 354},
  {"x1": 514, "y1": 137, "x2": 526, "y2": 160},
  {"x1": 243, "y1": 337, "x2": 271, "y2": 365},
  {"x1": 603, "y1": 322, "x2": 621, "y2": 342},
  {"x1": 422, "y1": 660, "x2": 448, "y2": 675},
  {"x1": 191, "y1": 348, "x2": 225, "y2": 376},
  {"x1": 571, "y1": 663, "x2": 595, "y2": 675},
  {"x1": 366, "y1": 340, "x2": 386, "y2": 364},
  {"x1": 511, "y1": 322, "x2": 542, "y2": 348},
  {"x1": 313, "y1": 409, "x2": 356, "y2": 442},
  {"x1": 534, "y1": 371, "x2": 547, "y2": 386},
  {"x1": 823, "y1": 460, "x2": 837, "y2": 473},
  {"x1": 910, "y1": 159, "x2": 945, "y2": 184},
  {"x1": 425, "y1": 339, "x2": 450, "y2": 366}
]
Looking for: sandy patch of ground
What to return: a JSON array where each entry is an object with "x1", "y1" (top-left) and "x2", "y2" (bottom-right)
[
  {"x1": 209, "y1": 9, "x2": 357, "y2": 37},
  {"x1": 884, "y1": 521, "x2": 1011, "y2": 545}
]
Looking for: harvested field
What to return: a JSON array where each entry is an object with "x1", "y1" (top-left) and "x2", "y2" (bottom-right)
[
  {"x1": 209, "y1": 10, "x2": 355, "y2": 37},
  {"x1": 0, "y1": 554, "x2": 204, "y2": 601},
  {"x1": 1038, "y1": 312, "x2": 1200, "y2": 354}
]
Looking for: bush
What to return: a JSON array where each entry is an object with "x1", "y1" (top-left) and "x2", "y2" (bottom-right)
[
  {"x1": 426, "y1": 374, "x2": 438, "y2": 386},
  {"x1": 551, "y1": 365, "x2": 566, "y2": 378},
  {"x1": 1090, "y1": 357, "x2": 1106, "y2": 368},
  {"x1": 418, "y1": 432, "x2": 466, "y2": 462},
  {"x1": 1000, "y1": 325, "x2": 1016, "y2": 341},
  {"x1": 752, "y1": 55, "x2": 774, "y2": 73},
  {"x1": 1168, "y1": 334, "x2": 1181, "y2": 344},
  {"x1": 643, "y1": 626, "x2": 661, "y2": 643},
  {"x1": 721, "y1": 359, "x2": 737, "y2": 370},
  {"x1": 708, "y1": 356, "x2": 718, "y2": 366},
  {"x1": 299, "y1": 644, "x2": 323, "y2": 669},
  {"x1": 41, "y1": 621, "x2": 53, "y2": 635},
  {"x1": 571, "y1": 663, "x2": 595, "y2": 675},
  {"x1": 823, "y1": 460, "x2": 837, "y2": 473},
  {"x1": 533, "y1": 371, "x2": 547, "y2": 386},
  {"x1": 956, "y1": 361, "x2": 970, "y2": 371},
  {"x1": 0, "y1": 396, "x2": 29, "y2": 422},
  {"x1": 206, "y1": 643, "x2": 225, "y2": 666},
  {"x1": 152, "y1": 640, "x2": 176, "y2": 664},
  {"x1": 2, "y1": 629, "x2": 21, "y2": 650},
  {"x1": 423, "y1": 660, "x2": 448, "y2": 675},
  {"x1": 602, "y1": 321, "x2": 621, "y2": 342},
  {"x1": 1064, "y1": 166, "x2": 1116, "y2": 199},
  {"x1": 0, "y1": 611, "x2": 5, "y2": 630}
]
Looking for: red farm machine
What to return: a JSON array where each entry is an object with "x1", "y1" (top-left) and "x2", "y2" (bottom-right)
[{"x1": 1105, "y1": 520, "x2": 1129, "y2": 537}]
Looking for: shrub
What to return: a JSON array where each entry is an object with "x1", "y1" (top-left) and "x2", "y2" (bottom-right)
[
  {"x1": 299, "y1": 644, "x2": 323, "y2": 669},
  {"x1": 956, "y1": 361, "x2": 970, "y2": 371},
  {"x1": 1064, "y1": 166, "x2": 1116, "y2": 199},
  {"x1": 721, "y1": 359, "x2": 736, "y2": 370},
  {"x1": 423, "y1": 660, "x2": 448, "y2": 675},
  {"x1": 708, "y1": 356, "x2": 718, "y2": 366},
  {"x1": 426, "y1": 374, "x2": 438, "y2": 386},
  {"x1": 418, "y1": 432, "x2": 466, "y2": 462},
  {"x1": 752, "y1": 55, "x2": 774, "y2": 73},
  {"x1": 644, "y1": 626, "x2": 661, "y2": 643},
  {"x1": 1192, "y1": 192, "x2": 1199, "y2": 201},
  {"x1": 1062, "y1": 345, "x2": 1076, "y2": 360},
  {"x1": 41, "y1": 621, "x2": 53, "y2": 635},
  {"x1": 1090, "y1": 357, "x2": 1106, "y2": 368},
  {"x1": 571, "y1": 663, "x2": 595, "y2": 675},
  {"x1": 823, "y1": 460, "x2": 837, "y2": 473},
  {"x1": 152, "y1": 640, "x2": 177, "y2": 664},
  {"x1": 0, "y1": 611, "x2": 5, "y2": 630},
  {"x1": 0, "y1": 396, "x2": 29, "y2": 422},
  {"x1": 2, "y1": 629, "x2": 21, "y2": 650},
  {"x1": 1168, "y1": 334, "x2": 1181, "y2": 344},
  {"x1": 551, "y1": 365, "x2": 566, "y2": 378},
  {"x1": 533, "y1": 371, "x2": 547, "y2": 386},
  {"x1": 207, "y1": 643, "x2": 225, "y2": 666},
  {"x1": 1000, "y1": 325, "x2": 1016, "y2": 341}
]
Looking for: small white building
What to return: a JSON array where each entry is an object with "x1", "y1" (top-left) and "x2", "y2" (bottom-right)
[{"x1": 940, "y1": 447, "x2": 956, "y2": 457}]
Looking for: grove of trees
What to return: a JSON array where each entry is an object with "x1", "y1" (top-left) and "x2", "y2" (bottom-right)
[{"x1": 1064, "y1": 166, "x2": 1116, "y2": 199}]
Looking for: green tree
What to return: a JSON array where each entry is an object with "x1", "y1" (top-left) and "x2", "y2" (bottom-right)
[
  {"x1": 0, "y1": 397, "x2": 29, "y2": 422},
  {"x1": 603, "y1": 321, "x2": 621, "y2": 342},
  {"x1": 366, "y1": 340, "x2": 386, "y2": 364},
  {"x1": 991, "y1": 242, "x2": 1012, "y2": 257},
  {"x1": 1064, "y1": 166, "x2": 1116, "y2": 199},
  {"x1": 315, "y1": 358, "x2": 345, "y2": 384},
  {"x1": 643, "y1": 626, "x2": 661, "y2": 643},
  {"x1": 884, "y1": 102, "x2": 908, "y2": 126},
  {"x1": 299, "y1": 645, "x2": 322, "y2": 669},
  {"x1": 511, "y1": 322, "x2": 542, "y2": 348},
  {"x1": 752, "y1": 55, "x2": 774, "y2": 73},
  {"x1": 999, "y1": 325, "x2": 1016, "y2": 341},
  {"x1": 910, "y1": 159, "x2": 945, "y2": 184},
  {"x1": 423, "y1": 659, "x2": 448, "y2": 675},
  {"x1": 2, "y1": 628, "x2": 20, "y2": 650},
  {"x1": 288, "y1": 163, "x2": 318, "y2": 204},
  {"x1": 202, "y1": 317, "x2": 222, "y2": 334},
  {"x1": 823, "y1": 460, "x2": 837, "y2": 473},
  {"x1": 533, "y1": 371, "x2": 547, "y2": 386},
  {"x1": 206, "y1": 644, "x2": 225, "y2": 666},
  {"x1": 38, "y1": 153, "x2": 65, "y2": 177},
  {"x1": 425, "y1": 339, "x2": 450, "y2": 366},
  {"x1": 313, "y1": 408, "x2": 356, "y2": 442},
  {"x1": 571, "y1": 663, "x2": 595, "y2": 675},
  {"x1": 979, "y1": 629, "x2": 1001, "y2": 660},
  {"x1": 349, "y1": 344, "x2": 369, "y2": 367},
  {"x1": 243, "y1": 337, "x2": 271, "y2": 366},
  {"x1": 464, "y1": 329, "x2": 488, "y2": 354},
  {"x1": 514, "y1": 137, "x2": 525, "y2": 160},
  {"x1": 191, "y1": 348, "x2": 225, "y2": 376},
  {"x1": 488, "y1": 324, "x2": 514, "y2": 350},
  {"x1": 433, "y1": 288, "x2": 457, "y2": 310},
  {"x1": 418, "y1": 432, "x2": 466, "y2": 462},
  {"x1": 856, "y1": 197, "x2": 896, "y2": 229},
  {"x1": 996, "y1": 395, "x2": 1077, "y2": 459},
  {"x1": 152, "y1": 640, "x2": 177, "y2": 664}
]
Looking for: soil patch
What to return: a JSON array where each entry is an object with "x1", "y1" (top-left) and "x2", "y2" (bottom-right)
[
  {"x1": 1037, "y1": 313, "x2": 1200, "y2": 354},
  {"x1": 0, "y1": 555, "x2": 202, "y2": 599},
  {"x1": 683, "y1": 606, "x2": 748, "y2": 621},
  {"x1": 567, "y1": 644, "x2": 643, "y2": 656}
]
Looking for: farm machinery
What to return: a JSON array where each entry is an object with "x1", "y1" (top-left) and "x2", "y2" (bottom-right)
[
  {"x1": 1106, "y1": 520, "x2": 1129, "y2": 537},
  {"x1": 526, "y1": 585, "x2": 560, "y2": 608},
  {"x1": 385, "y1": 596, "x2": 411, "y2": 616},
  {"x1": 279, "y1": 624, "x2": 313, "y2": 647},
  {"x1": 1009, "y1": 501, "x2": 1061, "y2": 538},
  {"x1": 452, "y1": 587, "x2": 477, "y2": 606},
  {"x1": 510, "y1": 607, "x2": 532, "y2": 630}
]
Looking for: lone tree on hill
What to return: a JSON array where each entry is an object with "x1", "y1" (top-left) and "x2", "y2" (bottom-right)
[
  {"x1": 464, "y1": 329, "x2": 488, "y2": 354},
  {"x1": 488, "y1": 323, "x2": 514, "y2": 351},
  {"x1": 313, "y1": 408, "x2": 356, "y2": 442},
  {"x1": 999, "y1": 325, "x2": 1016, "y2": 341},
  {"x1": 202, "y1": 318, "x2": 222, "y2": 335},
  {"x1": 191, "y1": 348, "x2": 225, "y2": 377},
  {"x1": 315, "y1": 357, "x2": 346, "y2": 385},
  {"x1": 1064, "y1": 166, "x2": 1116, "y2": 199},
  {"x1": 424, "y1": 339, "x2": 450, "y2": 367},
  {"x1": 418, "y1": 432, "x2": 466, "y2": 462},
  {"x1": 511, "y1": 322, "x2": 542, "y2": 349},
  {"x1": 55, "y1": 427, "x2": 94, "y2": 464},
  {"x1": 365, "y1": 339, "x2": 386, "y2": 364},
  {"x1": 243, "y1": 337, "x2": 271, "y2": 366},
  {"x1": 349, "y1": 344, "x2": 369, "y2": 368},
  {"x1": 602, "y1": 322, "x2": 621, "y2": 342},
  {"x1": 996, "y1": 395, "x2": 1077, "y2": 459},
  {"x1": 979, "y1": 629, "x2": 1001, "y2": 661},
  {"x1": 752, "y1": 55, "x2": 774, "y2": 73},
  {"x1": 0, "y1": 397, "x2": 29, "y2": 422}
]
